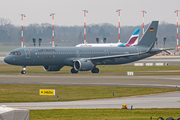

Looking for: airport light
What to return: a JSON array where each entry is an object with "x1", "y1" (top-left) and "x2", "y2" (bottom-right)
[
  {"x1": 174, "y1": 10, "x2": 180, "y2": 51},
  {"x1": 20, "y1": 14, "x2": 26, "y2": 48},
  {"x1": 163, "y1": 37, "x2": 166, "y2": 49},
  {"x1": 141, "y1": 11, "x2": 147, "y2": 35},
  {"x1": 103, "y1": 38, "x2": 106, "y2": 43},
  {"x1": 39, "y1": 38, "x2": 42, "y2": 47},
  {"x1": 32, "y1": 38, "x2": 36, "y2": 47},
  {"x1": 96, "y1": 38, "x2": 99, "y2": 43},
  {"x1": 83, "y1": 10, "x2": 88, "y2": 44},
  {"x1": 163, "y1": 37, "x2": 166, "y2": 55},
  {"x1": 116, "y1": 9, "x2": 121, "y2": 43},
  {"x1": 50, "y1": 13, "x2": 55, "y2": 47},
  {"x1": 155, "y1": 38, "x2": 158, "y2": 48}
]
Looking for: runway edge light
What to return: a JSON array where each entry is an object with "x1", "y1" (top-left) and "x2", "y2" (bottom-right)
[{"x1": 57, "y1": 95, "x2": 59, "y2": 100}]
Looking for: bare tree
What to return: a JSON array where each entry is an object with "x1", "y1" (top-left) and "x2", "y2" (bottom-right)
[{"x1": 0, "y1": 18, "x2": 11, "y2": 26}]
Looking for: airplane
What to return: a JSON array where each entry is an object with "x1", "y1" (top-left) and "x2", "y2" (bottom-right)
[
  {"x1": 4, "y1": 21, "x2": 169, "y2": 74},
  {"x1": 75, "y1": 29, "x2": 140, "y2": 47}
]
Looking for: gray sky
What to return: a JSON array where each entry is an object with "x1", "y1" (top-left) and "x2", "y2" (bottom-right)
[{"x1": 1, "y1": 0, "x2": 180, "y2": 26}]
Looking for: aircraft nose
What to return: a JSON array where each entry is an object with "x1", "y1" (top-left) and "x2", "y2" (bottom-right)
[{"x1": 4, "y1": 56, "x2": 10, "y2": 64}]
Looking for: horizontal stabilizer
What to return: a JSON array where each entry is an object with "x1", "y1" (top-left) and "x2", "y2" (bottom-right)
[{"x1": 149, "y1": 48, "x2": 175, "y2": 53}]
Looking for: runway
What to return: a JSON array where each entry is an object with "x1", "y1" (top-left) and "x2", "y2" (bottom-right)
[
  {"x1": 0, "y1": 75, "x2": 180, "y2": 88},
  {"x1": 1, "y1": 92, "x2": 180, "y2": 109},
  {"x1": 0, "y1": 75, "x2": 180, "y2": 109}
]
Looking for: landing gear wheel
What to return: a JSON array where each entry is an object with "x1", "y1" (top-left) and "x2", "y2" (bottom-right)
[
  {"x1": 91, "y1": 68, "x2": 99, "y2": 73},
  {"x1": 21, "y1": 70, "x2": 26, "y2": 74},
  {"x1": 71, "y1": 68, "x2": 78, "y2": 74}
]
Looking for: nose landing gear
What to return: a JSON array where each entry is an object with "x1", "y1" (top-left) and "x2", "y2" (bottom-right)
[{"x1": 21, "y1": 66, "x2": 26, "y2": 74}]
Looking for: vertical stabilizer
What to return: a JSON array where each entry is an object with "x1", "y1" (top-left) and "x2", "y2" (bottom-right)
[
  {"x1": 136, "y1": 21, "x2": 158, "y2": 47},
  {"x1": 125, "y1": 29, "x2": 140, "y2": 46}
]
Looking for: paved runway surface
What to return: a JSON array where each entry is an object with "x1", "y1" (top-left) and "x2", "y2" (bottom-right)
[
  {"x1": 0, "y1": 75, "x2": 180, "y2": 88},
  {"x1": 1, "y1": 92, "x2": 180, "y2": 109},
  {"x1": 0, "y1": 75, "x2": 180, "y2": 109}
]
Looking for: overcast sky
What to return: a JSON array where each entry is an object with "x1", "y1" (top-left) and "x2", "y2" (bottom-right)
[{"x1": 1, "y1": 0, "x2": 180, "y2": 27}]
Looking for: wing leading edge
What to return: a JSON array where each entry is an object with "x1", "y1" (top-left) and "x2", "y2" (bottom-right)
[{"x1": 82, "y1": 52, "x2": 142, "y2": 61}]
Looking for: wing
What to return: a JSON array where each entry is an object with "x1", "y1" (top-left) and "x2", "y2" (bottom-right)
[
  {"x1": 83, "y1": 43, "x2": 155, "y2": 62},
  {"x1": 82, "y1": 52, "x2": 142, "y2": 61}
]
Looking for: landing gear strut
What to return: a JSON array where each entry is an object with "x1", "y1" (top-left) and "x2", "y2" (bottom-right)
[
  {"x1": 91, "y1": 67, "x2": 99, "y2": 73},
  {"x1": 21, "y1": 66, "x2": 26, "y2": 74},
  {"x1": 71, "y1": 68, "x2": 78, "y2": 74}
]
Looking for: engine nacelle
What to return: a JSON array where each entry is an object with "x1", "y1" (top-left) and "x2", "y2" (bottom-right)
[
  {"x1": 74, "y1": 60, "x2": 93, "y2": 71},
  {"x1": 43, "y1": 65, "x2": 63, "y2": 71}
]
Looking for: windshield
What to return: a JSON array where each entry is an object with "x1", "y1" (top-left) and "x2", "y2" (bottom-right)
[{"x1": 9, "y1": 51, "x2": 21, "y2": 55}]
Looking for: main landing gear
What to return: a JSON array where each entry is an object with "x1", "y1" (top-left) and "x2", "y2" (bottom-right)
[
  {"x1": 70, "y1": 67, "x2": 99, "y2": 74},
  {"x1": 91, "y1": 67, "x2": 99, "y2": 73},
  {"x1": 21, "y1": 66, "x2": 26, "y2": 74},
  {"x1": 71, "y1": 68, "x2": 78, "y2": 74}
]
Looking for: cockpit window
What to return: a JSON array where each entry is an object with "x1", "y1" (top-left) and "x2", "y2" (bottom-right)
[{"x1": 10, "y1": 51, "x2": 21, "y2": 55}]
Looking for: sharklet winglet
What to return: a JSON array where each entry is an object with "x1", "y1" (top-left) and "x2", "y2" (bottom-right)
[{"x1": 146, "y1": 42, "x2": 155, "y2": 53}]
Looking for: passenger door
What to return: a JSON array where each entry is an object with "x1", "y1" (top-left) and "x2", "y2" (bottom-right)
[{"x1": 24, "y1": 49, "x2": 31, "y2": 59}]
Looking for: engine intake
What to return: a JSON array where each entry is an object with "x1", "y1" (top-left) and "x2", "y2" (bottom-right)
[
  {"x1": 43, "y1": 65, "x2": 63, "y2": 71},
  {"x1": 74, "y1": 60, "x2": 93, "y2": 71}
]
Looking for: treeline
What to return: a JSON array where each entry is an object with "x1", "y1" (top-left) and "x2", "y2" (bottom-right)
[{"x1": 0, "y1": 18, "x2": 178, "y2": 48}]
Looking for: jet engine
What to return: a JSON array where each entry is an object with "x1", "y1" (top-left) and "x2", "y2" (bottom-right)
[
  {"x1": 74, "y1": 60, "x2": 93, "y2": 71},
  {"x1": 43, "y1": 65, "x2": 63, "y2": 71}
]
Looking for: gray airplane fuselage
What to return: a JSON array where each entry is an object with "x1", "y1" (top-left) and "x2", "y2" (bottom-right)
[{"x1": 4, "y1": 46, "x2": 160, "y2": 67}]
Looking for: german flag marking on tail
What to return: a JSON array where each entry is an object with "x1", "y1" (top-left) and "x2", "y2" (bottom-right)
[{"x1": 150, "y1": 28, "x2": 154, "y2": 31}]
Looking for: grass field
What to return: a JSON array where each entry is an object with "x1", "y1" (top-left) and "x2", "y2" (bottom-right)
[
  {"x1": 1, "y1": 64, "x2": 180, "y2": 75},
  {"x1": 1, "y1": 64, "x2": 180, "y2": 119},
  {"x1": 0, "y1": 84, "x2": 179, "y2": 103},
  {"x1": 30, "y1": 108, "x2": 180, "y2": 120}
]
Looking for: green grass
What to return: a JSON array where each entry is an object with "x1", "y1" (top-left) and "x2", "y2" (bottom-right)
[
  {"x1": 30, "y1": 108, "x2": 180, "y2": 120},
  {"x1": 1, "y1": 64, "x2": 180, "y2": 75},
  {"x1": 0, "y1": 84, "x2": 179, "y2": 103}
]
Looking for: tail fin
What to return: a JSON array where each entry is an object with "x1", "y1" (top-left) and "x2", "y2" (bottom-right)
[
  {"x1": 136, "y1": 21, "x2": 158, "y2": 47},
  {"x1": 125, "y1": 29, "x2": 140, "y2": 46}
]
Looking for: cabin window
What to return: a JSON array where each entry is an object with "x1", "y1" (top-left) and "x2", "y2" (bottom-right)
[{"x1": 10, "y1": 51, "x2": 21, "y2": 55}]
